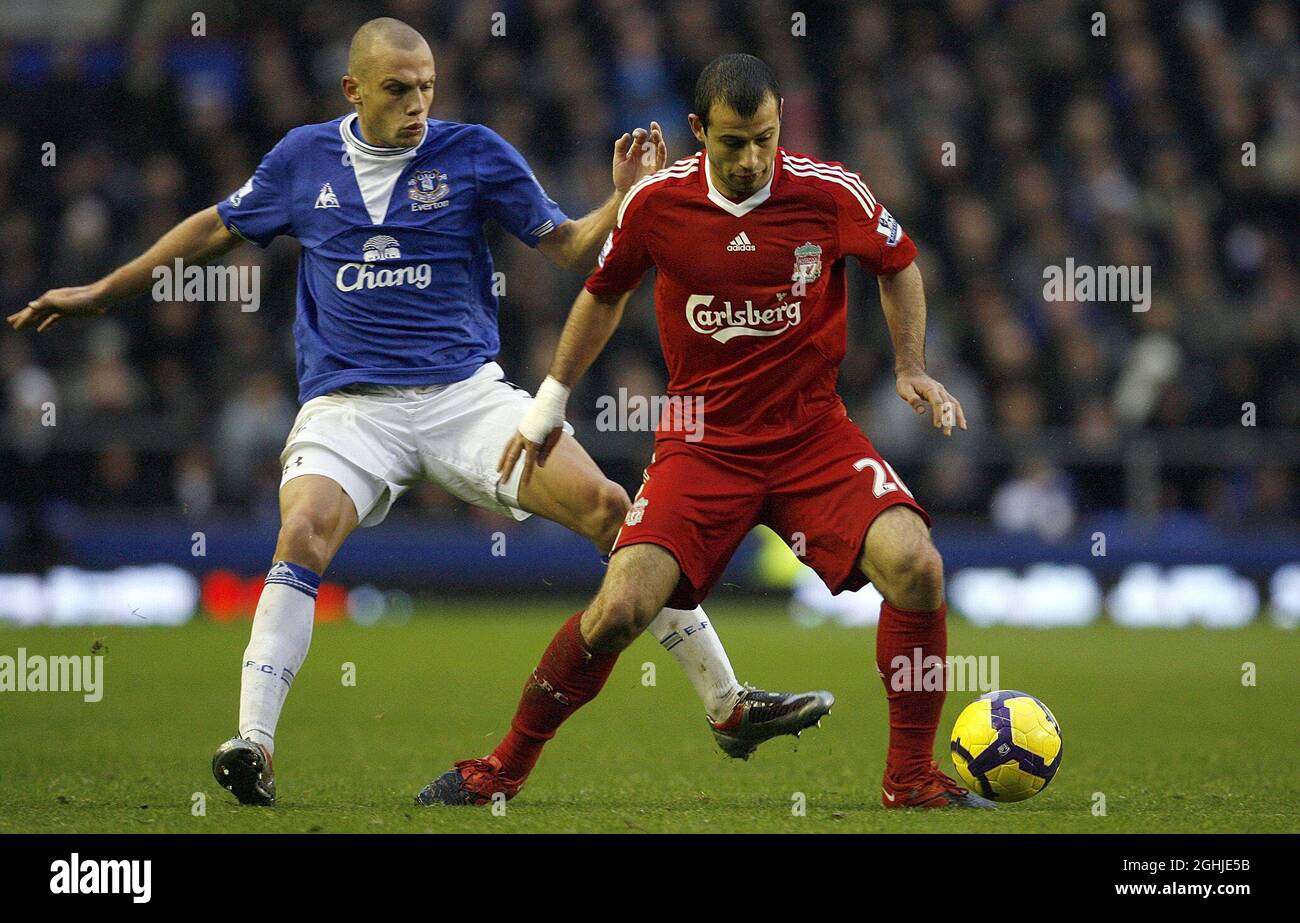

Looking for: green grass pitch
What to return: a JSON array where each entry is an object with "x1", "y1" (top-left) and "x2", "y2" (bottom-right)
[{"x1": 1, "y1": 597, "x2": 1296, "y2": 833}]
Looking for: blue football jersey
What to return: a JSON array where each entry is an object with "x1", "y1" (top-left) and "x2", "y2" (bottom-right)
[{"x1": 216, "y1": 113, "x2": 569, "y2": 402}]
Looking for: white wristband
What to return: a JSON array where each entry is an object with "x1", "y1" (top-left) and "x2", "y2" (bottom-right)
[{"x1": 519, "y1": 375, "x2": 570, "y2": 444}]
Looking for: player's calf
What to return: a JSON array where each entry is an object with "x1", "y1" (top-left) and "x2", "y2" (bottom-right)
[
  {"x1": 862, "y1": 507, "x2": 956, "y2": 788},
  {"x1": 275, "y1": 513, "x2": 328, "y2": 572},
  {"x1": 415, "y1": 610, "x2": 620, "y2": 806},
  {"x1": 273, "y1": 474, "x2": 358, "y2": 575},
  {"x1": 418, "y1": 544, "x2": 682, "y2": 805}
]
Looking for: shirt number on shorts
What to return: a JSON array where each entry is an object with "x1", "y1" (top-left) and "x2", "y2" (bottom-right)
[{"x1": 853, "y1": 457, "x2": 914, "y2": 499}]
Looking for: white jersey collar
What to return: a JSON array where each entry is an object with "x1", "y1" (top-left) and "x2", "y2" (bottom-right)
[
  {"x1": 340, "y1": 112, "x2": 427, "y2": 159},
  {"x1": 703, "y1": 150, "x2": 776, "y2": 217}
]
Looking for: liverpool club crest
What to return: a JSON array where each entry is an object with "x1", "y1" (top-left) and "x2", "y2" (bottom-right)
[
  {"x1": 624, "y1": 497, "x2": 648, "y2": 527},
  {"x1": 793, "y1": 241, "x2": 823, "y2": 284}
]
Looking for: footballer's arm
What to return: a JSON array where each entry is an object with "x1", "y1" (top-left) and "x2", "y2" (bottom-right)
[
  {"x1": 535, "y1": 122, "x2": 665, "y2": 273},
  {"x1": 535, "y1": 197, "x2": 623, "y2": 273},
  {"x1": 878, "y1": 260, "x2": 967, "y2": 437},
  {"x1": 546, "y1": 287, "x2": 629, "y2": 390},
  {"x1": 497, "y1": 286, "x2": 632, "y2": 484},
  {"x1": 8, "y1": 206, "x2": 240, "y2": 332}
]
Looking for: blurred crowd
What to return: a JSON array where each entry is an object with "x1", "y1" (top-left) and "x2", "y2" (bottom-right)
[{"x1": 0, "y1": 0, "x2": 1296, "y2": 550}]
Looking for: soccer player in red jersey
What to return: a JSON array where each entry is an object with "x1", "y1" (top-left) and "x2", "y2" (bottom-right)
[{"x1": 418, "y1": 53, "x2": 992, "y2": 810}]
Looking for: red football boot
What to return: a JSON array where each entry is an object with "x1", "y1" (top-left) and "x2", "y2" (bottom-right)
[
  {"x1": 415, "y1": 755, "x2": 524, "y2": 807},
  {"x1": 881, "y1": 759, "x2": 997, "y2": 809}
]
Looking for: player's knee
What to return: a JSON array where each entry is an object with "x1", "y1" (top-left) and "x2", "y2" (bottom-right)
[
  {"x1": 275, "y1": 510, "x2": 337, "y2": 573},
  {"x1": 889, "y1": 542, "x2": 945, "y2": 610},
  {"x1": 912, "y1": 543, "x2": 946, "y2": 597},
  {"x1": 588, "y1": 479, "x2": 631, "y2": 551},
  {"x1": 586, "y1": 588, "x2": 654, "y2": 652}
]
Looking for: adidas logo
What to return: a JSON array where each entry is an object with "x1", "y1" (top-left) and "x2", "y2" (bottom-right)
[
  {"x1": 726, "y1": 231, "x2": 756, "y2": 252},
  {"x1": 267, "y1": 562, "x2": 294, "y2": 578}
]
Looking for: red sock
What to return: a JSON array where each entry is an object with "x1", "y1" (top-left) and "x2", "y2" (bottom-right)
[
  {"x1": 491, "y1": 612, "x2": 619, "y2": 782},
  {"x1": 875, "y1": 600, "x2": 948, "y2": 781}
]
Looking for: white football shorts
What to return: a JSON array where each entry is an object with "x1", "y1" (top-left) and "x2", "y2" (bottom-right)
[{"x1": 278, "y1": 361, "x2": 573, "y2": 527}]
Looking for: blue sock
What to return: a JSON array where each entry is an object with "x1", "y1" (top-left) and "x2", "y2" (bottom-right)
[{"x1": 263, "y1": 560, "x2": 321, "y2": 599}]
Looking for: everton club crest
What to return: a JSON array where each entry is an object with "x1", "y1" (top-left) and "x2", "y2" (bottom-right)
[
  {"x1": 408, "y1": 169, "x2": 450, "y2": 211},
  {"x1": 792, "y1": 241, "x2": 823, "y2": 285}
]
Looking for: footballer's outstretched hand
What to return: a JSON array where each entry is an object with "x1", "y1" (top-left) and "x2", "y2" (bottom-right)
[
  {"x1": 612, "y1": 120, "x2": 666, "y2": 195},
  {"x1": 896, "y1": 369, "x2": 967, "y2": 437},
  {"x1": 8, "y1": 283, "x2": 109, "y2": 333},
  {"x1": 498, "y1": 376, "x2": 569, "y2": 486},
  {"x1": 497, "y1": 428, "x2": 562, "y2": 489}
]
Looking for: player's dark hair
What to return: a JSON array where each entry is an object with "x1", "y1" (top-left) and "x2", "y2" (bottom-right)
[{"x1": 693, "y1": 54, "x2": 781, "y2": 131}]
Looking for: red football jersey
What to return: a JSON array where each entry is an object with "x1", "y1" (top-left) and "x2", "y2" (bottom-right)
[{"x1": 585, "y1": 147, "x2": 917, "y2": 448}]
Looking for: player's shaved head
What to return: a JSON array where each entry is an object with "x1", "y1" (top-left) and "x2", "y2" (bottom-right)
[
  {"x1": 342, "y1": 17, "x2": 435, "y2": 148},
  {"x1": 348, "y1": 17, "x2": 430, "y2": 81}
]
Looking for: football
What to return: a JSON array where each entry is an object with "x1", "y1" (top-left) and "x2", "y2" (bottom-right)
[{"x1": 950, "y1": 690, "x2": 1062, "y2": 802}]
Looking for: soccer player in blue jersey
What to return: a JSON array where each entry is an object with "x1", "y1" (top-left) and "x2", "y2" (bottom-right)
[{"x1": 9, "y1": 18, "x2": 831, "y2": 806}]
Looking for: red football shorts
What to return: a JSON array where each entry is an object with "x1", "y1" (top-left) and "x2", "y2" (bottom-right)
[{"x1": 611, "y1": 411, "x2": 931, "y2": 609}]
